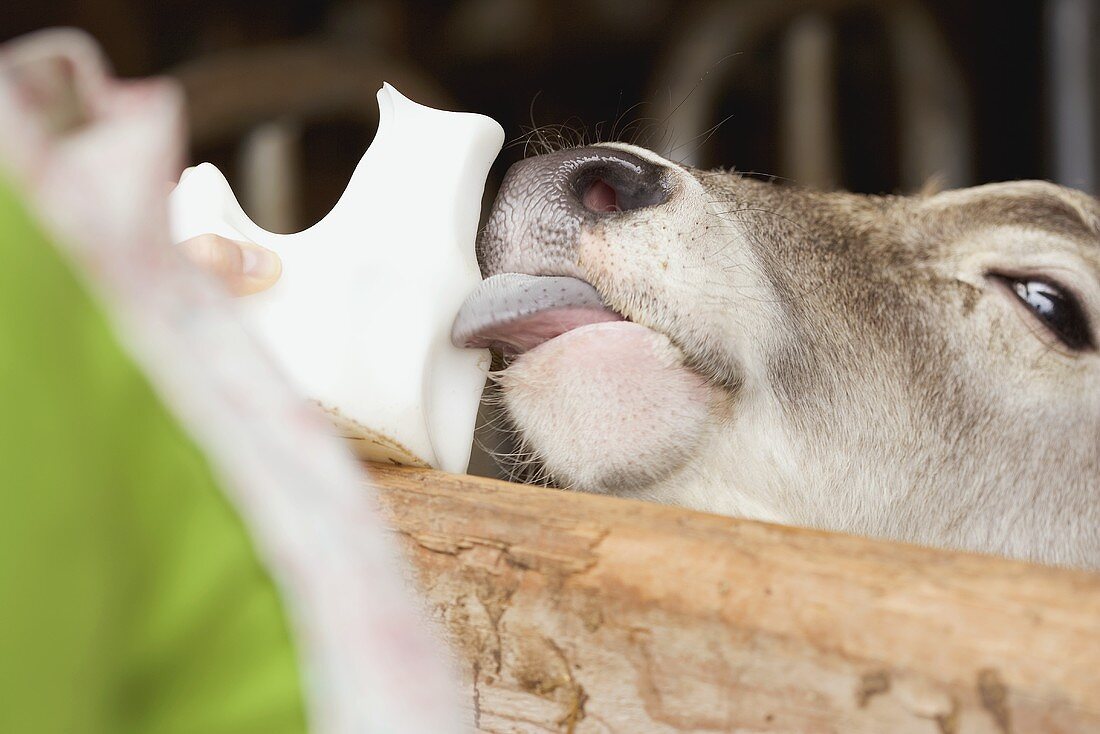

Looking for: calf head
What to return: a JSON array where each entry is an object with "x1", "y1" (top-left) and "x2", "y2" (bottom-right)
[{"x1": 453, "y1": 143, "x2": 1100, "y2": 567}]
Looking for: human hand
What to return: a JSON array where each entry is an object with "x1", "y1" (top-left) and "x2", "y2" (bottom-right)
[{"x1": 178, "y1": 234, "x2": 282, "y2": 296}]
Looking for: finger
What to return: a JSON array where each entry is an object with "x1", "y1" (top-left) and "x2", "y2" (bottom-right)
[
  {"x1": 178, "y1": 234, "x2": 282, "y2": 296},
  {"x1": 235, "y1": 239, "x2": 283, "y2": 295}
]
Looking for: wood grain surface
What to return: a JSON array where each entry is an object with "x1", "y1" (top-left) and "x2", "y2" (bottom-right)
[{"x1": 367, "y1": 463, "x2": 1100, "y2": 734}]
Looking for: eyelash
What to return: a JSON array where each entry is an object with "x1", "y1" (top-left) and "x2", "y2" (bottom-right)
[{"x1": 989, "y1": 274, "x2": 1094, "y2": 352}]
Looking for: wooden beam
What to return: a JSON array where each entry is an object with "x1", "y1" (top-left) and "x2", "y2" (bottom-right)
[{"x1": 368, "y1": 464, "x2": 1100, "y2": 733}]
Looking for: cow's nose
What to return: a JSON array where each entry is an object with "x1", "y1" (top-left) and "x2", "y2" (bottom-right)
[{"x1": 477, "y1": 146, "x2": 672, "y2": 276}]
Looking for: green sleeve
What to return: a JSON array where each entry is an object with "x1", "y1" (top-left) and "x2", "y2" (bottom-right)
[{"x1": 0, "y1": 178, "x2": 308, "y2": 734}]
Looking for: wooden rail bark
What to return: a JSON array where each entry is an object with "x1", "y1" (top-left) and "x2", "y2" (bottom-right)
[{"x1": 367, "y1": 464, "x2": 1100, "y2": 733}]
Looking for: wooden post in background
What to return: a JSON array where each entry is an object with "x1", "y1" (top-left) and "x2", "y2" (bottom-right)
[{"x1": 369, "y1": 464, "x2": 1100, "y2": 734}]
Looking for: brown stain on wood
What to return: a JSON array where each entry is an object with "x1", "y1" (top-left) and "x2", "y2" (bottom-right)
[
  {"x1": 978, "y1": 668, "x2": 1012, "y2": 734},
  {"x1": 934, "y1": 703, "x2": 959, "y2": 734},
  {"x1": 857, "y1": 669, "x2": 891, "y2": 708}
]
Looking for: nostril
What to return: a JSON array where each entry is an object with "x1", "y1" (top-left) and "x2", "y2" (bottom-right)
[
  {"x1": 581, "y1": 178, "x2": 621, "y2": 213},
  {"x1": 567, "y1": 149, "x2": 670, "y2": 215}
]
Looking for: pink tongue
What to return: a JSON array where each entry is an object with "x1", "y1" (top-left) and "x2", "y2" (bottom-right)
[
  {"x1": 472, "y1": 307, "x2": 624, "y2": 355},
  {"x1": 452, "y1": 273, "x2": 625, "y2": 355}
]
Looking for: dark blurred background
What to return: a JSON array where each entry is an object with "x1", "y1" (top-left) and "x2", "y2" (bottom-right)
[{"x1": 5, "y1": 0, "x2": 1099, "y2": 234}]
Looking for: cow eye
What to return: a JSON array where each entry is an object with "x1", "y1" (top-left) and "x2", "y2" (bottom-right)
[{"x1": 993, "y1": 275, "x2": 1093, "y2": 351}]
